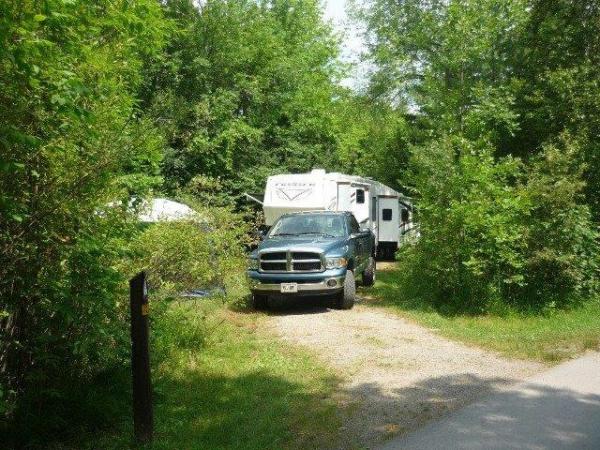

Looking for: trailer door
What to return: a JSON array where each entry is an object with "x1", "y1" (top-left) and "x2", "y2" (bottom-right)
[
  {"x1": 336, "y1": 182, "x2": 351, "y2": 212},
  {"x1": 378, "y1": 196, "x2": 399, "y2": 244},
  {"x1": 353, "y1": 186, "x2": 370, "y2": 226}
]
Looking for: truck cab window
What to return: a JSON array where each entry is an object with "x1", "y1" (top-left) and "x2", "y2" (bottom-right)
[
  {"x1": 382, "y1": 209, "x2": 392, "y2": 221},
  {"x1": 356, "y1": 189, "x2": 365, "y2": 204}
]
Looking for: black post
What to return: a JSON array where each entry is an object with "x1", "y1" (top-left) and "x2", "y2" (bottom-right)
[{"x1": 129, "y1": 271, "x2": 153, "y2": 443}]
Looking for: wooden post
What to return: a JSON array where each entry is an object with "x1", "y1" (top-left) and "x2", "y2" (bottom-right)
[{"x1": 129, "y1": 271, "x2": 153, "y2": 443}]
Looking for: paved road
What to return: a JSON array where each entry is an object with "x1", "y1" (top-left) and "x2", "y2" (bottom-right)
[{"x1": 380, "y1": 352, "x2": 600, "y2": 450}]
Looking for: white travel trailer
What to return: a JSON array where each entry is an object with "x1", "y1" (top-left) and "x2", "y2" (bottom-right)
[{"x1": 260, "y1": 169, "x2": 412, "y2": 258}]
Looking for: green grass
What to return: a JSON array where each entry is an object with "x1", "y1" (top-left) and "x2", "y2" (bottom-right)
[
  {"x1": 61, "y1": 300, "x2": 341, "y2": 450},
  {"x1": 360, "y1": 267, "x2": 600, "y2": 363}
]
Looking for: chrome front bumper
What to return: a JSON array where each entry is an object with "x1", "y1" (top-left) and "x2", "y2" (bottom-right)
[{"x1": 249, "y1": 276, "x2": 345, "y2": 293}]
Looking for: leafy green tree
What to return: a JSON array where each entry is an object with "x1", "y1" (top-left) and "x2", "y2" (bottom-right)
[
  {"x1": 143, "y1": 0, "x2": 344, "y2": 197},
  {"x1": 518, "y1": 137, "x2": 599, "y2": 308},
  {"x1": 0, "y1": 0, "x2": 166, "y2": 439},
  {"x1": 359, "y1": 0, "x2": 600, "y2": 310},
  {"x1": 510, "y1": 0, "x2": 600, "y2": 220},
  {"x1": 358, "y1": 0, "x2": 527, "y2": 142},
  {"x1": 335, "y1": 94, "x2": 412, "y2": 191},
  {"x1": 406, "y1": 137, "x2": 529, "y2": 312}
]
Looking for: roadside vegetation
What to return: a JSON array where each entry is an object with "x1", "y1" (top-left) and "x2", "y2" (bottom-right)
[
  {"x1": 363, "y1": 267, "x2": 600, "y2": 362},
  {"x1": 4, "y1": 210, "x2": 342, "y2": 448},
  {"x1": 28, "y1": 299, "x2": 341, "y2": 450},
  {"x1": 95, "y1": 301, "x2": 341, "y2": 450}
]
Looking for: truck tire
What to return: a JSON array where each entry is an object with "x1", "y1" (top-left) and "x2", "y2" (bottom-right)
[
  {"x1": 362, "y1": 257, "x2": 376, "y2": 287},
  {"x1": 251, "y1": 293, "x2": 269, "y2": 310},
  {"x1": 334, "y1": 270, "x2": 355, "y2": 310}
]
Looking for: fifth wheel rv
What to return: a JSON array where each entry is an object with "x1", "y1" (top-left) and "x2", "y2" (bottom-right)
[{"x1": 260, "y1": 169, "x2": 412, "y2": 258}]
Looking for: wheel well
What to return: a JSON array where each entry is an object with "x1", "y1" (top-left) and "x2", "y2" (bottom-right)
[{"x1": 347, "y1": 258, "x2": 355, "y2": 271}]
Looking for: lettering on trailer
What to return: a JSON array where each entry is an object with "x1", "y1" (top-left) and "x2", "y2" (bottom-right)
[{"x1": 275, "y1": 181, "x2": 315, "y2": 201}]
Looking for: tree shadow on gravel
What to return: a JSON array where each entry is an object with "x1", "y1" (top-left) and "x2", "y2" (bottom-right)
[
  {"x1": 232, "y1": 294, "x2": 341, "y2": 316},
  {"x1": 338, "y1": 372, "x2": 600, "y2": 450},
  {"x1": 265, "y1": 295, "x2": 335, "y2": 316},
  {"x1": 16, "y1": 340, "x2": 598, "y2": 450},
  {"x1": 231, "y1": 293, "x2": 338, "y2": 316}
]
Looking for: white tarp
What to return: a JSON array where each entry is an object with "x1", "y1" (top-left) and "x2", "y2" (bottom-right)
[{"x1": 137, "y1": 198, "x2": 197, "y2": 223}]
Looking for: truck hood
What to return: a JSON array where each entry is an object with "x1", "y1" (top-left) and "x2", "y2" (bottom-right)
[{"x1": 255, "y1": 236, "x2": 347, "y2": 256}]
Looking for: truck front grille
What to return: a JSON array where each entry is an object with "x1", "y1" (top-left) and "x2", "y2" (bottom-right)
[
  {"x1": 292, "y1": 261, "x2": 321, "y2": 271},
  {"x1": 261, "y1": 252, "x2": 286, "y2": 261},
  {"x1": 261, "y1": 262, "x2": 287, "y2": 271},
  {"x1": 291, "y1": 252, "x2": 320, "y2": 260},
  {"x1": 259, "y1": 251, "x2": 323, "y2": 272}
]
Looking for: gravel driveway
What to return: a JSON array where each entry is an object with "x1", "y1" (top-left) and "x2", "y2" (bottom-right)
[{"x1": 267, "y1": 302, "x2": 544, "y2": 449}]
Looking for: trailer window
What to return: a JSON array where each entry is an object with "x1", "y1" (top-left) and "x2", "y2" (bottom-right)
[
  {"x1": 382, "y1": 208, "x2": 392, "y2": 221},
  {"x1": 371, "y1": 197, "x2": 377, "y2": 220},
  {"x1": 356, "y1": 189, "x2": 365, "y2": 204}
]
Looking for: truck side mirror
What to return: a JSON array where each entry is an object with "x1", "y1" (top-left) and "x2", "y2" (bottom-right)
[
  {"x1": 353, "y1": 229, "x2": 371, "y2": 238},
  {"x1": 253, "y1": 229, "x2": 267, "y2": 241}
]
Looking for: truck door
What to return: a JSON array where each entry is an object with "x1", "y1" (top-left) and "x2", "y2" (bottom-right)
[{"x1": 348, "y1": 214, "x2": 368, "y2": 269}]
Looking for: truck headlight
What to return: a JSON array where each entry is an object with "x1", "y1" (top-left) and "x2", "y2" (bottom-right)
[
  {"x1": 248, "y1": 258, "x2": 259, "y2": 271},
  {"x1": 325, "y1": 257, "x2": 347, "y2": 269}
]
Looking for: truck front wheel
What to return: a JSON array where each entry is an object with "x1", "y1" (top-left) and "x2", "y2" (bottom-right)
[{"x1": 334, "y1": 270, "x2": 355, "y2": 310}]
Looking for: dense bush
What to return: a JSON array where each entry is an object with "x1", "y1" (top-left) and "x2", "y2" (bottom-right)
[
  {"x1": 518, "y1": 139, "x2": 599, "y2": 308},
  {"x1": 124, "y1": 205, "x2": 249, "y2": 301},
  {"x1": 407, "y1": 137, "x2": 528, "y2": 312},
  {"x1": 404, "y1": 136, "x2": 599, "y2": 313}
]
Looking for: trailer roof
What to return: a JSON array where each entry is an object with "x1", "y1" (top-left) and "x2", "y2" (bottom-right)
[{"x1": 265, "y1": 169, "x2": 412, "y2": 205}]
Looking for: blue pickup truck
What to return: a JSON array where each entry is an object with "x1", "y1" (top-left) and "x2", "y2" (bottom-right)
[{"x1": 247, "y1": 211, "x2": 376, "y2": 309}]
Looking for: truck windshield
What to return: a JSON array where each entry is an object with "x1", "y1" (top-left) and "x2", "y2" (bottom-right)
[{"x1": 269, "y1": 214, "x2": 346, "y2": 238}]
